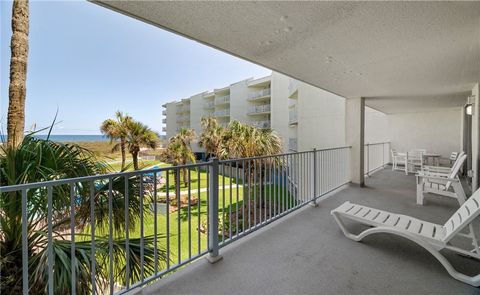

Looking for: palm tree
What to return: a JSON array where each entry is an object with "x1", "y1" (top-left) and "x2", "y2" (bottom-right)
[
  {"x1": 100, "y1": 111, "x2": 131, "y2": 170},
  {"x1": 7, "y1": 0, "x2": 29, "y2": 148},
  {"x1": 124, "y1": 120, "x2": 159, "y2": 170},
  {"x1": 164, "y1": 128, "x2": 196, "y2": 186},
  {"x1": 0, "y1": 135, "x2": 167, "y2": 294},
  {"x1": 198, "y1": 117, "x2": 224, "y2": 159}
]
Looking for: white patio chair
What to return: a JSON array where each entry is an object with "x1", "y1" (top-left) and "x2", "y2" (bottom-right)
[
  {"x1": 416, "y1": 154, "x2": 467, "y2": 205},
  {"x1": 391, "y1": 149, "x2": 407, "y2": 173},
  {"x1": 331, "y1": 190, "x2": 480, "y2": 286},
  {"x1": 406, "y1": 149, "x2": 426, "y2": 174}
]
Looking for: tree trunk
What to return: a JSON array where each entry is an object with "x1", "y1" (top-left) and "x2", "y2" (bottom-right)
[
  {"x1": 7, "y1": 0, "x2": 29, "y2": 148},
  {"x1": 120, "y1": 137, "x2": 126, "y2": 170},
  {"x1": 132, "y1": 151, "x2": 139, "y2": 170}
]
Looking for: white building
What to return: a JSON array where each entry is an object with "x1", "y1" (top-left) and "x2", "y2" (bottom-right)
[{"x1": 162, "y1": 72, "x2": 382, "y2": 157}]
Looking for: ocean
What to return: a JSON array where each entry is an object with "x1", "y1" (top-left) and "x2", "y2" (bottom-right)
[{"x1": 33, "y1": 135, "x2": 110, "y2": 142}]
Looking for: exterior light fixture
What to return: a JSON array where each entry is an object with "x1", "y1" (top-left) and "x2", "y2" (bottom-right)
[{"x1": 466, "y1": 95, "x2": 475, "y2": 116}]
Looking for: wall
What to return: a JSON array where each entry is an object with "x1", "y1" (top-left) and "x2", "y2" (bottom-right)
[
  {"x1": 297, "y1": 82, "x2": 346, "y2": 150},
  {"x1": 165, "y1": 102, "x2": 179, "y2": 140},
  {"x1": 364, "y1": 107, "x2": 390, "y2": 144},
  {"x1": 471, "y1": 83, "x2": 479, "y2": 190},
  {"x1": 387, "y1": 107, "x2": 462, "y2": 157},
  {"x1": 271, "y1": 72, "x2": 292, "y2": 151},
  {"x1": 189, "y1": 93, "x2": 204, "y2": 152}
]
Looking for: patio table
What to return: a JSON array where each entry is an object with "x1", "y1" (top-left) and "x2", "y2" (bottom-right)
[{"x1": 423, "y1": 153, "x2": 441, "y2": 166}]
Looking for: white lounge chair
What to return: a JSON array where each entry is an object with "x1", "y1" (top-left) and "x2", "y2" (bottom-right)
[
  {"x1": 391, "y1": 149, "x2": 407, "y2": 173},
  {"x1": 416, "y1": 154, "x2": 467, "y2": 206},
  {"x1": 331, "y1": 191, "x2": 480, "y2": 286}
]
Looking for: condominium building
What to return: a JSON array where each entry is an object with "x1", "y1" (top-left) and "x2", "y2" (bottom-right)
[{"x1": 161, "y1": 71, "x2": 375, "y2": 157}]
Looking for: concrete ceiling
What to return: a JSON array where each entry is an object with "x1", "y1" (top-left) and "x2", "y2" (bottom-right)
[{"x1": 94, "y1": 1, "x2": 480, "y2": 106}]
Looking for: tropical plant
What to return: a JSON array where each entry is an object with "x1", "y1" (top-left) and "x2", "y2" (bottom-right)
[
  {"x1": 198, "y1": 117, "x2": 224, "y2": 159},
  {"x1": 100, "y1": 111, "x2": 132, "y2": 170},
  {"x1": 7, "y1": 0, "x2": 29, "y2": 148},
  {"x1": 161, "y1": 128, "x2": 196, "y2": 186},
  {"x1": 124, "y1": 120, "x2": 159, "y2": 170},
  {"x1": 0, "y1": 135, "x2": 167, "y2": 294}
]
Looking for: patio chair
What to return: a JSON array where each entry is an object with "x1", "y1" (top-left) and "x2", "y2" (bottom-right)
[
  {"x1": 416, "y1": 154, "x2": 467, "y2": 206},
  {"x1": 391, "y1": 149, "x2": 407, "y2": 173},
  {"x1": 331, "y1": 189, "x2": 480, "y2": 286},
  {"x1": 406, "y1": 149, "x2": 426, "y2": 174}
]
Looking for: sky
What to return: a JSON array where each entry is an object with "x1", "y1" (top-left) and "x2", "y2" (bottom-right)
[{"x1": 0, "y1": 0, "x2": 271, "y2": 135}]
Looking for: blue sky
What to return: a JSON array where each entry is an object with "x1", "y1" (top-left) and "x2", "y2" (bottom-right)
[{"x1": 0, "y1": 0, "x2": 270, "y2": 135}]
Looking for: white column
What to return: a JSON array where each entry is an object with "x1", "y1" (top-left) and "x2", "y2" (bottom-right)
[{"x1": 346, "y1": 97, "x2": 365, "y2": 186}]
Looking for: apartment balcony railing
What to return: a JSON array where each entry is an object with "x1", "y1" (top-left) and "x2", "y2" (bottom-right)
[
  {"x1": 289, "y1": 138, "x2": 298, "y2": 151},
  {"x1": 248, "y1": 104, "x2": 271, "y2": 114},
  {"x1": 162, "y1": 110, "x2": 167, "y2": 116},
  {"x1": 215, "y1": 95, "x2": 230, "y2": 105},
  {"x1": 162, "y1": 127, "x2": 167, "y2": 132},
  {"x1": 289, "y1": 108, "x2": 298, "y2": 125},
  {"x1": 214, "y1": 109, "x2": 230, "y2": 117},
  {"x1": 288, "y1": 79, "x2": 299, "y2": 97},
  {"x1": 204, "y1": 101, "x2": 215, "y2": 109},
  {"x1": 162, "y1": 119, "x2": 167, "y2": 124},
  {"x1": 251, "y1": 120, "x2": 271, "y2": 129},
  {"x1": 364, "y1": 142, "x2": 391, "y2": 176},
  {"x1": 0, "y1": 147, "x2": 350, "y2": 294},
  {"x1": 248, "y1": 88, "x2": 271, "y2": 100}
]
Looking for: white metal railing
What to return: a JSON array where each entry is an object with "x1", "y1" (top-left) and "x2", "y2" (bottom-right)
[
  {"x1": 288, "y1": 79, "x2": 298, "y2": 96},
  {"x1": 248, "y1": 88, "x2": 271, "y2": 100},
  {"x1": 162, "y1": 110, "x2": 167, "y2": 115},
  {"x1": 162, "y1": 119, "x2": 167, "y2": 124},
  {"x1": 162, "y1": 127, "x2": 166, "y2": 132},
  {"x1": 215, "y1": 95, "x2": 230, "y2": 105},
  {"x1": 289, "y1": 107, "x2": 298, "y2": 124},
  {"x1": 214, "y1": 109, "x2": 230, "y2": 117},
  {"x1": 204, "y1": 101, "x2": 215, "y2": 109},
  {"x1": 289, "y1": 138, "x2": 298, "y2": 151},
  {"x1": 248, "y1": 104, "x2": 271, "y2": 114},
  {"x1": 364, "y1": 142, "x2": 391, "y2": 176},
  {"x1": 251, "y1": 120, "x2": 271, "y2": 129},
  {"x1": 0, "y1": 147, "x2": 351, "y2": 294}
]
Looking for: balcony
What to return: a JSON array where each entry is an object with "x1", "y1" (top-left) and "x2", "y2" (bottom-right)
[
  {"x1": 251, "y1": 120, "x2": 271, "y2": 129},
  {"x1": 204, "y1": 101, "x2": 215, "y2": 109},
  {"x1": 162, "y1": 126, "x2": 166, "y2": 132},
  {"x1": 288, "y1": 79, "x2": 299, "y2": 98},
  {"x1": 162, "y1": 110, "x2": 167, "y2": 116},
  {"x1": 248, "y1": 88, "x2": 271, "y2": 101},
  {"x1": 289, "y1": 137, "x2": 297, "y2": 151},
  {"x1": 248, "y1": 104, "x2": 271, "y2": 115},
  {"x1": 162, "y1": 118, "x2": 167, "y2": 124},
  {"x1": 214, "y1": 109, "x2": 230, "y2": 117},
  {"x1": 215, "y1": 95, "x2": 230, "y2": 105},
  {"x1": 289, "y1": 107, "x2": 298, "y2": 125}
]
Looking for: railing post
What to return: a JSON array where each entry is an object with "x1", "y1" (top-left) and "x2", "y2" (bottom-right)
[
  {"x1": 366, "y1": 143, "x2": 370, "y2": 176},
  {"x1": 206, "y1": 158, "x2": 223, "y2": 263},
  {"x1": 310, "y1": 148, "x2": 318, "y2": 207}
]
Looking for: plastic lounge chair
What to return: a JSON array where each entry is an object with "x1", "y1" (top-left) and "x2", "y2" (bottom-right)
[
  {"x1": 416, "y1": 154, "x2": 467, "y2": 206},
  {"x1": 331, "y1": 190, "x2": 480, "y2": 286}
]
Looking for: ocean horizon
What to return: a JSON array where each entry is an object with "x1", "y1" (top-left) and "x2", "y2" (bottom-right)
[{"x1": 33, "y1": 135, "x2": 110, "y2": 142}]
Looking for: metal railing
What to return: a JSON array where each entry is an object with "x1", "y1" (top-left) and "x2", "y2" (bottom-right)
[
  {"x1": 251, "y1": 120, "x2": 271, "y2": 129},
  {"x1": 289, "y1": 107, "x2": 298, "y2": 124},
  {"x1": 364, "y1": 142, "x2": 391, "y2": 176},
  {"x1": 289, "y1": 138, "x2": 298, "y2": 151},
  {"x1": 248, "y1": 88, "x2": 271, "y2": 100},
  {"x1": 248, "y1": 104, "x2": 271, "y2": 114},
  {"x1": 214, "y1": 109, "x2": 230, "y2": 117},
  {"x1": 288, "y1": 79, "x2": 299, "y2": 96},
  {"x1": 215, "y1": 95, "x2": 230, "y2": 105},
  {"x1": 0, "y1": 147, "x2": 351, "y2": 295},
  {"x1": 204, "y1": 101, "x2": 215, "y2": 109}
]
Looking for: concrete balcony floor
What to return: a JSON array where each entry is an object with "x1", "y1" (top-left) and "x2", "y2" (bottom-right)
[{"x1": 140, "y1": 168, "x2": 480, "y2": 295}]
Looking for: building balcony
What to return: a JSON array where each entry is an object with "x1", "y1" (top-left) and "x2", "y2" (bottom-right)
[
  {"x1": 288, "y1": 137, "x2": 297, "y2": 151},
  {"x1": 248, "y1": 104, "x2": 271, "y2": 115},
  {"x1": 214, "y1": 109, "x2": 230, "y2": 117},
  {"x1": 162, "y1": 118, "x2": 167, "y2": 124},
  {"x1": 289, "y1": 108, "x2": 298, "y2": 125},
  {"x1": 288, "y1": 79, "x2": 299, "y2": 98},
  {"x1": 215, "y1": 95, "x2": 230, "y2": 105},
  {"x1": 248, "y1": 88, "x2": 271, "y2": 101},
  {"x1": 162, "y1": 110, "x2": 167, "y2": 116},
  {"x1": 251, "y1": 120, "x2": 271, "y2": 129},
  {"x1": 162, "y1": 126, "x2": 166, "y2": 132},
  {"x1": 204, "y1": 101, "x2": 215, "y2": 109}
]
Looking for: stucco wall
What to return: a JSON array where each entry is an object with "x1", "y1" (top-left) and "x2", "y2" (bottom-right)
[
  {"x1": 365, "y1": 107, "x2": 390, "y2": 144},
  {"x1": 387, "y1": 107, "x2": 462, "y2": 157},
  {"x1": 271, "y1": 72, "x2": 292, "y2": 151}
]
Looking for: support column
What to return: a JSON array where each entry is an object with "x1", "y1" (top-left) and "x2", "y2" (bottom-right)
[
  {"x1": 346, "y1": 97, "x2": 365, "y2": 187},
  {"x1": 471, "y1": 83, "x2": 479, "y2": 191}
]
